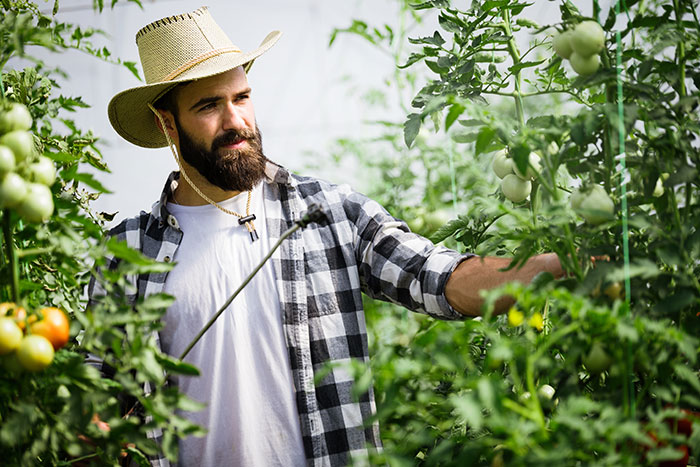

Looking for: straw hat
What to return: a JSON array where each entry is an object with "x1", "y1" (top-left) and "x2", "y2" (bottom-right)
[{"x1": 108, "y1": 6, "x2": 281, "y2": 148}]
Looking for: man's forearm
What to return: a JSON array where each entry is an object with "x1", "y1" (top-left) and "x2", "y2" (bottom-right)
[{"x1": 445, "y1": 253, "x2": 564, "y2": 317}]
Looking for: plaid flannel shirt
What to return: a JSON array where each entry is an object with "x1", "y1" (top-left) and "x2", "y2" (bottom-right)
[{"x1": 90, "y1": 161, "x2": 470, "y2": 466}]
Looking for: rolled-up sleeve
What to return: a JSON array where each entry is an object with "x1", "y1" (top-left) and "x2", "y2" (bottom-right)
[{"x1": 344, "y1": 191, "x2": 473, "y2": 320}]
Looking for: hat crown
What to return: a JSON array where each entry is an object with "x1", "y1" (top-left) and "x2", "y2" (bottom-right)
[{"x1": 136, "y1": 6, "x2": 239, "y2": 84}]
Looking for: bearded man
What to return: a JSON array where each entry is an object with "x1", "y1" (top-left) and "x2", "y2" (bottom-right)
[{"x1": 95, "y1": 6, "x2": 564, "y2": 466}]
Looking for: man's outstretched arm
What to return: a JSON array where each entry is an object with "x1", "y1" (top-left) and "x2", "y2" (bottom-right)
[{"x1": 445, "y1": 253, "x2": 565, "y2": 317}]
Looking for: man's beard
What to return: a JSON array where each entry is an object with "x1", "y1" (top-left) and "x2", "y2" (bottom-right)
[{"x1": 176, "y1": 120, "x2": 267, "y2": 193}]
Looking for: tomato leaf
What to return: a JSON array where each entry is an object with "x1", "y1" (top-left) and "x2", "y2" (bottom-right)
[
  {"x1": 156, "y1": 352, "x2": 200, "y2": 377},
  {"x1": 403, "y1": 113, "x2": 422, "y2": 148},
  {"x1": 444, "y1": 104, "x2": 465, "y2": 132}
]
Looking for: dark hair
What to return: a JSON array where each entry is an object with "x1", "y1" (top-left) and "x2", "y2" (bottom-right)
[{"x1": 152, "y1": 84, "x2": 182, "y2": 116}]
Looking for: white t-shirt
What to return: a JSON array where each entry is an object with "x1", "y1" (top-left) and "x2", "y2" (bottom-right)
[{"x1": 161, "y1": 182, "x2": 306, "y2": 467}]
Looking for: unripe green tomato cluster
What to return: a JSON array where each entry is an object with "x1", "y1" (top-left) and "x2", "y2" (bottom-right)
[
  {"x1": 552, "y1": 21, "x2": 605, "y2": 76},
  {"x1": 0, "y1": 102, "x2": 55, "y2": 223},
  {"x1": 0, "y1": 303, "x2": 71, "y2": 373},
  {"x1": 492, "y1": 149, "x2": 541, "y2": 203}
]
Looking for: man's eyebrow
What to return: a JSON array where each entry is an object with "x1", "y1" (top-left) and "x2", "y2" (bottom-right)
[
  {"x1": 189, "y1": 96, "x2": 220, "y2": 111},
  {"x1": 188, "y1": 88, "x2": 252, "y2": 111}
]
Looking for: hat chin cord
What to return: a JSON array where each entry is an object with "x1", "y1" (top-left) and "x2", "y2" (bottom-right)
[{"x1": 147, "y1": 103, "x2": 259, "y2": 242}]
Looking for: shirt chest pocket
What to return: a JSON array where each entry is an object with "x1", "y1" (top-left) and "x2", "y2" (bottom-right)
[{"x1": 303, "y1": 236, "x2": 360, "y2": 318}]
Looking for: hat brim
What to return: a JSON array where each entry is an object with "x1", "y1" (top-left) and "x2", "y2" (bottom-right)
[{"x1": 108, "y1": 30, "x2": 281, "y2": 149}]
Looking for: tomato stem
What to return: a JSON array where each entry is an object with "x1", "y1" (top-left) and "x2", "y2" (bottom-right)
[
  {"x1": 600, "y1": 51, "x2": 616, "y2": 193},
  {"x1": 501, "y1": 9, "x2": 525, "y2": 128},
  {"x1": 672, "y1": 0, "x2": 693, "y2": 225},
  {"x1": 2, "y1": 210, "x2": 19, "y2": 303},
  {"x1": 622, "y1": 344, "x2": 632, "y2": 416},
  {"x1": 525, "y1": 354, "x2": 546, "y2": 430},
  {"x1": 672, "y1": 0, "x2": 687, "y2": 98},
  {"x1": 562, "y1": 223, "x2": 583, "y2": 280}
]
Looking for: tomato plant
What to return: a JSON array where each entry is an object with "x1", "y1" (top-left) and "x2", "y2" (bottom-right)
[
  {"x1": 329, "y1": 0, "x2": 700, "y2": 465},
  {"x1": 0, "y1": 2, "x2": 204, "y2": 464}
]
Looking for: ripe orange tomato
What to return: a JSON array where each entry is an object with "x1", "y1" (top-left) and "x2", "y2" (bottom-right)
[{"x1": 30, "y1": 307, "x2": 70, "y2": 350}]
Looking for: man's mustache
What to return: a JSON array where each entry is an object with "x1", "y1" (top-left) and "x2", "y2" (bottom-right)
[{"x1": 212, "y1": 128, "x2": 257, "y2": 150}]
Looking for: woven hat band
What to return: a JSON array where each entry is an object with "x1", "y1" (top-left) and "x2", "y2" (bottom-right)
[{"x1": 162, "y1": 46, "x2": 242, "y2": 82}]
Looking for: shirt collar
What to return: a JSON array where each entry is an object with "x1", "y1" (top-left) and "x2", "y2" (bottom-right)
[{"x1": 151, "y1": 159, "x2": 293, "y2": 224}]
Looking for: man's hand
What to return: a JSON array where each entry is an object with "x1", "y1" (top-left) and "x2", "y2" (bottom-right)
[{"x1": 445, "y1": 253, "x2": 564, "y2": 317}]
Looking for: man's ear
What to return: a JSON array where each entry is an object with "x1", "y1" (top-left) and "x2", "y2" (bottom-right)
[{"x1": 153, "y1": 110, "x2": 177, "y2": 140}]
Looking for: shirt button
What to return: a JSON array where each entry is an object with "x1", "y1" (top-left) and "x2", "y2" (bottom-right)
[{"x1": 164, "y1": 256, "x2": 172, "y2": 263}]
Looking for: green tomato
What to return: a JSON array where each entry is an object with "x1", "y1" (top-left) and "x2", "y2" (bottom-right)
[
  {"x1": 0, "y1": 103, "x2": 33, "y2": 133},
  {"x1": 501, "y1": 174, "x2": 531, "y2": 203},
  {"x1": 570, "y1": 188, "x2": 585, "y2": 210},
  {"x1": 582, "y1": 341, "x2": 612, "y2": 374},
  {"x1": 514, "y1": 152, "x2": 542, "y2": 180},
  {"x1": 16, "y1": 182, "x2": 54, "y2": 223},
  {"x1": 0, "y1": 130, "x2": 34, "y2": 162},
  {"x1": 28, "y1": 156, "x2": 56, "y2": 186},
  {"x1": 0, "y1": 145, "x2": 16, "y2": 174},
  {"x1": 0, "y1": 172, "x2": 28, "y2": 208},
  {"x1": 17, "y1": 334, "x2": 54, "y2": 372},
  {"x1": 570, "y1": 21, "x2": 605, "y2": 58},
  {"x1": 0, "y1": 317, "x2": 23, "y2": 355},
  {"x1": 492, "y1": 149, "x2": 514, "y2": 179},
  {"x1": 552, "y1": 30, "x2": 574, "y2": 59},
  {"x1": 538, "y1": 384, "x2": 556, "y2": 401},
  {"x1": 603, "y1": 281, "x2": 623, "y2": 301},
  {"x1": 570, "y1": 52, "x2": 600, "y2": 76},
  {"x1": 575, "y1": 184, "x2": 614, "y2": 225}
]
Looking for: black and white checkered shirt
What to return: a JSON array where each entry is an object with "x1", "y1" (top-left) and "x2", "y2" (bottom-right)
[{"x1": 91, "y1": 161, "x2": 470, "y2": 466}]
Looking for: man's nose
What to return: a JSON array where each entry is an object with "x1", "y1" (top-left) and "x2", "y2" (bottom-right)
[{"x1": 222, "y1": 103, "x2": 248, "y2": 130}]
